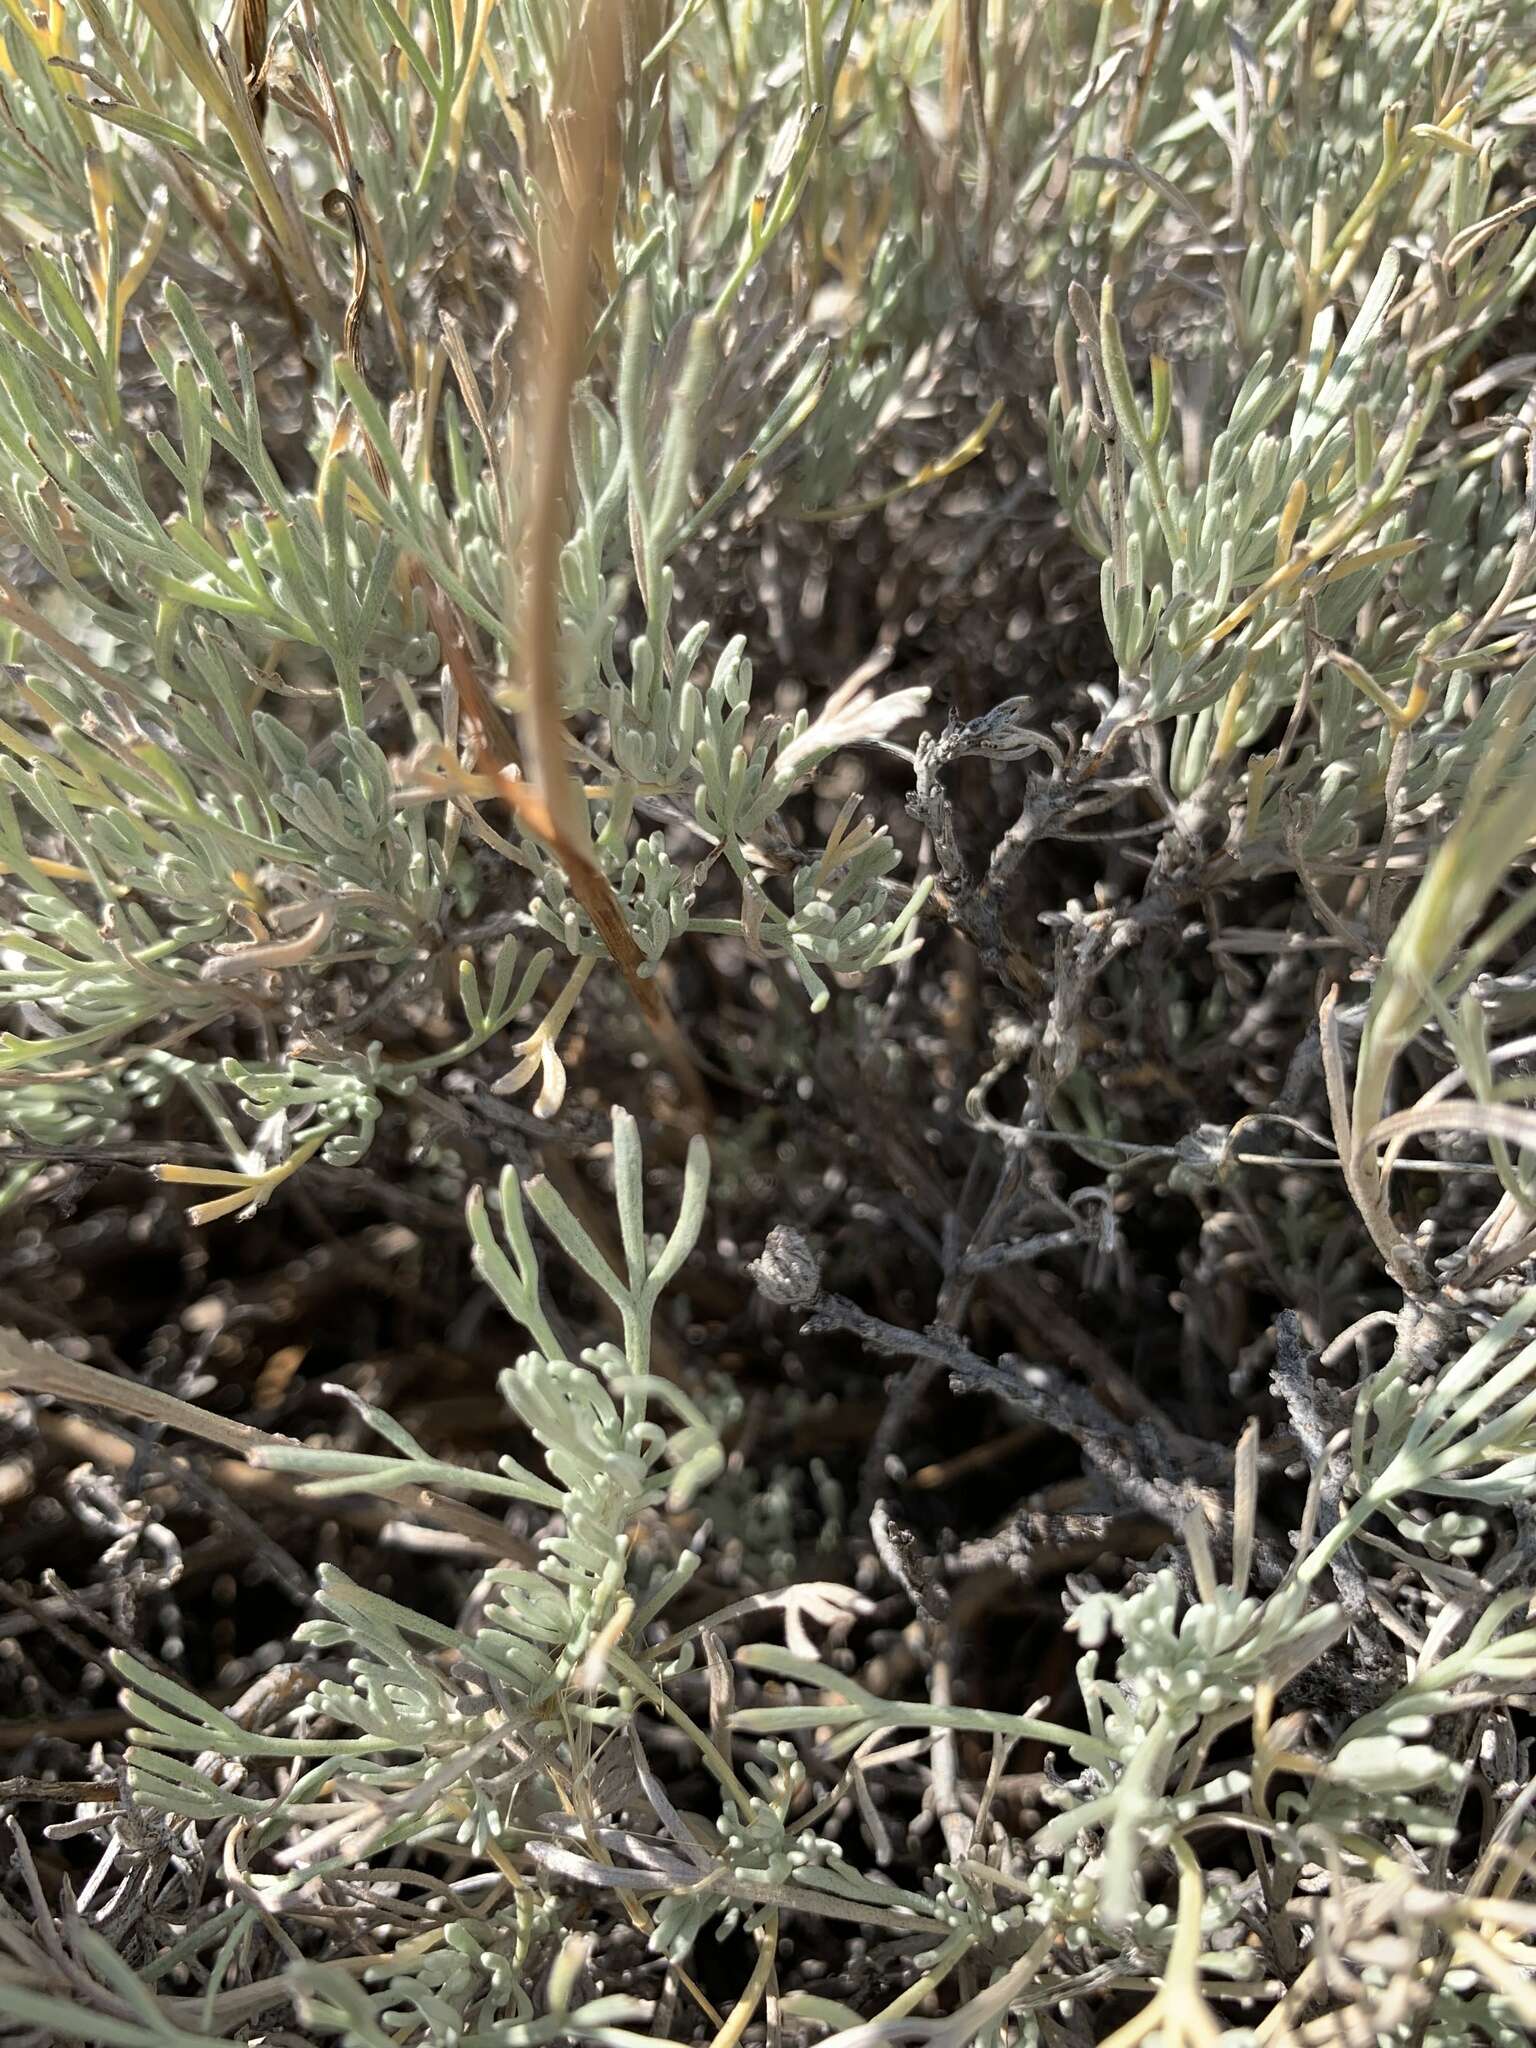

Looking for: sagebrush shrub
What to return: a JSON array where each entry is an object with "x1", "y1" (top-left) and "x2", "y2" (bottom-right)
[{"x1": 6, "y1": 0, "x2": 1536, "y2": 2041}]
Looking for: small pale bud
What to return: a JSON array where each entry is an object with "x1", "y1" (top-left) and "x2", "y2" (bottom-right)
[{"x1": 750, "y1": 1226, "x2": 821, "y2": 1309}]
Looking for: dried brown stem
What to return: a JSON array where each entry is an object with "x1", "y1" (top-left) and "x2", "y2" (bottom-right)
[
  {"x1": 326, "y1": 17, "x2": 709, "y2": 1126},
  {"x1": 474, "y1": 0, "x2": 712, "y2": 1125},
  {"x1": 0, "y1": 1326, "x2": 530, "y2": 1562}
]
